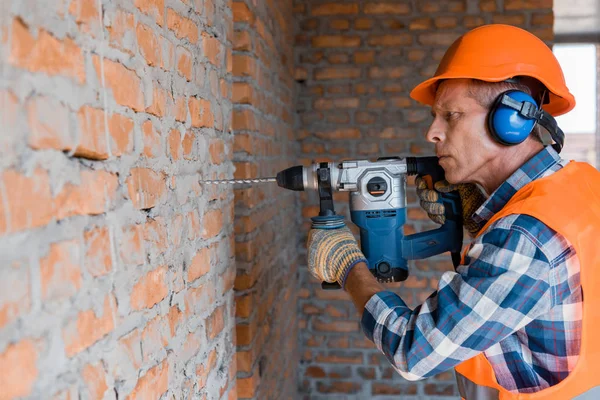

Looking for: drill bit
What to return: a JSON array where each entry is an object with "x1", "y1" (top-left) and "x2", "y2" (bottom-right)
[{"x1": 200, "y1": 177, "x2": 277, "y2": 185}]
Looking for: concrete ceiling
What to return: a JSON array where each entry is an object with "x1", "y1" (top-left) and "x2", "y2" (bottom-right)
[{"x1": 554, "y1": 0, "x2": 600, "y2": 39}]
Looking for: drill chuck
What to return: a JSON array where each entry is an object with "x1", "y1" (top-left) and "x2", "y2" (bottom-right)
[{"x1": 276, "y1": 165, "x2": 305, "y2": 191}]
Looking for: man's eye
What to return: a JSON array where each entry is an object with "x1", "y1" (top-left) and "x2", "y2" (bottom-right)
[{"x1": 445, "y1": 112, "x2": 460, "y2": 121}]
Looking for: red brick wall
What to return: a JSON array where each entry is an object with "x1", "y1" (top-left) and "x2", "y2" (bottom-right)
[
  {"x1": 232, "y1": 0, "x2": 299, "y2": 399},
  {"x1": 0, "y1": 0, "x2": 239, "y2": 398},
  {"x1": 294, "y1": 1, "x2": 554, "y2": 397}
]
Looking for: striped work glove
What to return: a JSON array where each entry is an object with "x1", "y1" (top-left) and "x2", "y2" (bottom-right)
[
  {"x1": 415, "y1": 178, "x2": 487, "y2": 237},
  {"x1": 307, "y1": 224, "x2": 367, "y2": 288}
]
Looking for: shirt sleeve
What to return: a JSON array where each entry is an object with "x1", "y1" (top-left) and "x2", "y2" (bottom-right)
[{"x1": 360, "y1": 221, "x2": 554, "y2": 381}]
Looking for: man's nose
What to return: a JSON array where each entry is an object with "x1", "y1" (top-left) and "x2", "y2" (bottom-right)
[{"x1": 425, "y1": 118, "x2": 445, "y2": 143}]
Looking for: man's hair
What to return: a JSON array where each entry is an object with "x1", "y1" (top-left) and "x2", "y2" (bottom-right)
[{"x1": 466, "y1": 79, "x2": 545, "y2": 144}]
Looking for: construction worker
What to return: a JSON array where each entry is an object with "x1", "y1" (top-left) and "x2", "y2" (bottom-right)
[{"x1": 307, "y1": 24, "x2": 600, "y2": 399}]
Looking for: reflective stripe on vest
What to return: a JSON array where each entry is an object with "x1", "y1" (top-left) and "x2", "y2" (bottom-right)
[
  {"x1": 456, "y1": 371, "x2": 499, "y2": 400},
  {"x1": 457, "y1": 371, "x2": 600, "y2": 400}
]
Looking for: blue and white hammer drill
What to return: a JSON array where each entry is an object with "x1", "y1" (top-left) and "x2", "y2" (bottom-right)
[{"x1": 276, "y1": 156, "x2": 463, "y2": 288}]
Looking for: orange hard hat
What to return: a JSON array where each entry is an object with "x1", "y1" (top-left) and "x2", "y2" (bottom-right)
[{"x1": 410, "y1": 24, "x2": 576, "y2": 116}]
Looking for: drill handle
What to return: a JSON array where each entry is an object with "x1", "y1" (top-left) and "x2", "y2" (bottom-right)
[{"x1": 406, "y1": 156, "x2": 464, "y2": 266}]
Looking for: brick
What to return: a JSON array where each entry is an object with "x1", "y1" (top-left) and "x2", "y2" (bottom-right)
[
  {"x1": 108, "y1": 9, "x2": 135, "y2": 54},
  {"x1": 237, "y1": 373, "x2": 259, "y2": 398},
  {"x1": 370, "y1": 66, "x2": 410, "y2": 79},
  {"x1": 203, "y1": 33, "x2": 221, "y2": 65},
  {"x1": 188, "y1": 247, "x2": 210, "y2": 282},
  {"x1": 531, "y1": 27, "x2": 553, "y2": 41},
  {"x1": 314, "y1": 67, "x2": 360, "y2": 80},
  {"x1": 418, "y1": 1, "x2": 441, "y2": 12},
  {"x1": 354, "y1": 18, "x2": 372, "y2": 30},
  {"x1": 27, "y1": 96, "x2": 71, "y2": 151},
  {"x1": 130, "y1": 266, "x2": 168, "y2": 310},
  {"x1": 236, "y1": 350, "x2": 252, "y2": 373},
  {"x1": 232, "y1": 54, "x2": 256, "y2": 77},
  {"x1": 69, "y1": 0, "x2": 99, "y2": 27},
  {"x1": 9, "y1": 18, "x2": 85, "y2": 84},
  {"x1": 172, "y1": 96, "x2": 188, "y2": 122},
  {"x1": 434, "y1": 16, "x2": 458, "y2": 28},
  {"x1": 418, "y1": 32, "x2": 460, "y2": 47},
  {"x1": 126, "y1": 168, "x2": 166, "y2": 210},
  {"x1": 0, "y1": 168, "x2": 53, "y2": 235},
  {"x1": 134, "y1": 0, "x2": 164, "y2": 26},
  {"x1": 143, "y1": 217, "x2": 168, "y2": 253},
  {"x1": 232, "y1": 82, "x2": 254, "y2": 104},
  {"x1": 464, "y1": 16, "x2": 485, "y2": 28},
  {"x1": 93, "y1": 57, "x2": 144, "y2": 111},
  {"x1": 176, "y1": 46, "x2": 193, "y2": 81},
  {"x1": 202, "y1": 209, "x2": 223, "y2": 238},
  {"x1": 314, "y1": 97, "x2": 359, "y2": 110},
  {"x1": 315, "y1": 352, "x2": 363, "y2": 364},
  {"x1": 136, "y1": 23, "x2": 161, "y2": 66},
  {"x1": 409, "y1": 17, "x2": 432, "y2": 30},
  {"x1": 189, "y1": 97, "x2": 214, "y2": 128},
  {"x1": 63, "y1": 295, "x2": 115, "y2": 357},
  {"x1": 367, "y1": 34, "x2": 412, "y2": 46},
  {"x1": 141, "y1": 310, "x2": 180, "y2": 359},
  {"x1": 207, "y1": 305, "x2": 225, "y2": 340},
  {"x1": 232, "y1": 109, "x2": 256, "y2": 130},
  {"x1": 492, "y1": 14, "x2": 525, "y2": 25},
  {"x1": 364, "y1": 2, "x2": 410, "y2": 14},
  {"x1": 82, "y1": 362, "x2": 108, "y2": 399},
  {"x1": 505, "y1": 0, "x2": 552, "y2": 10},
  {"x1": 40, "y1": 240, "x2": 82, "y2": 301},
  {"x1": 372, "y1": 383, "x2": 418, "y2": 395},
  {"x1": 233, "y1": 2, "x2": 255, "y2": 23},
  {"x1": 197, "y1": 349, "x2": 218, "y2": 386},
  {"x1": 0, "y1": 260, "x2": 30, "y2": 328},
  {"x1": 117, "y1": 329, "x2": 143, "y2": 376},
  {"x1": 311, "y1": 3, "x2": 358, "y2": 15},
  {"x1": 233, "y1": 30, "x2": 252, "y2": 51},
  {"x1": 311, "y1": 35, "x2": 360, "y2": 48},
  {"x1": 532, "y1": 13, "x2": 554, "y2": 25},
  {"x1": 167, "y1": 9, "x2": 198, "y2": 43},
  {"x1": 236, "y1": 292, "x2": 253, "y2": 318},
  {"x1": 84, "y1": 227, "x2": 112, "y2": 277},
  {"x1": 183, "y1": 131, "x2": 194, "y2": 160},
  {"x1": 354, "y1": 51, "x2": 374, "y2": 64},
  {"x1": 0, "y1": 340, "x2": 38, "y2": 399},
  {"x1": 142, "y1": 120, "x2": 161, "y2": 158},
  {"x1": 127, "y1": 359, "x2": 169, "y2": 399},
  {"x1": 210, "y1": 139, "x2": 226, "y2": 164},
  {"x1": 54, "y1": 170, "x2": 119, "y2": 220},
  {"x1": 76, "y1": 106, "x2": 134, "y2": 159},
  {"x1": 317, "y1": 381, "x2": 361, "y2": 394},
  {"x1": 479, "y1": 0, "x2": 496, "y2": 11},
  {"x1": 305, "y1": 366, "x2": 326, "y2": 378},
  {"x1": 120, "y1": 225, "x2": 144, "y2": 266},
  {"x1": 330, "y1": 19, "x2": 350, "y2": 30},
  {"x1": 315, "y1": 128, "x2": 360, "y2": 140},
  {"x1": 313, "y1": 319, "x2": 357, "y2": 332}
]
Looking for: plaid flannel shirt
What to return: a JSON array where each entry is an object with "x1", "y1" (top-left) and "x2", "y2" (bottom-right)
[{"x1": 361, "y1": 146, "x2": 583, "y2": 393}]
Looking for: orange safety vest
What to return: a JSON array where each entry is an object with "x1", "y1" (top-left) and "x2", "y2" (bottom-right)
[{"x1": 454, "y1": 161, "x2": 600, "y2": 400}]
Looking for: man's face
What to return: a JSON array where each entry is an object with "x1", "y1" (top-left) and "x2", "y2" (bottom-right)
[{"x1": 425, "y1": 79, "x2": 501, "y2": 184}]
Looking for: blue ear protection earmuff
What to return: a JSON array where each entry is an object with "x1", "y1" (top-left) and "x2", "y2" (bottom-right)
[{"x1": 487, "y1": 89, "x2": 565, "y2": 153}]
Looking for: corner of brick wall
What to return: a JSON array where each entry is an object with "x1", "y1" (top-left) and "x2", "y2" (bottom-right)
[
  {"x1": 293, "y1": 0, "x2": 553, "y2": 398},
  {"x1": 0, "y1": 0, "x2": 239, "y2": 398},
  {"x1": 231, "y1": 0, "x2": 300, "y2": 399}
]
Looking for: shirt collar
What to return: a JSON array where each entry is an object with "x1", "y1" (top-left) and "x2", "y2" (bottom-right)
[{"x1": 473, "y1": 146, "x2": 562, "y2": 225}]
